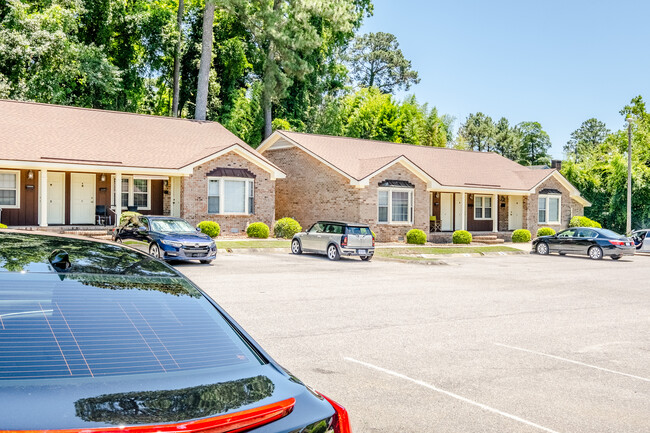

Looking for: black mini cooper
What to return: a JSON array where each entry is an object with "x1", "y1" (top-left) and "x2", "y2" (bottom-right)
[{"x1": 0, "y1": 231, "x2": 351, "y2": 433}]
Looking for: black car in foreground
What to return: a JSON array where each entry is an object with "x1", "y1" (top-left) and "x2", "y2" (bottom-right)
[
  {"x1": 0, "y1": 231, "x2": 351, "y2": 433},
  {"x1": 532, "y1": 227, "x2": 635, "y2": 260}
]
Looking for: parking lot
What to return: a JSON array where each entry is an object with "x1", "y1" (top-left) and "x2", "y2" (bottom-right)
[{"x1": 176, "y1": 252, "x2": 649, "y2": 433}]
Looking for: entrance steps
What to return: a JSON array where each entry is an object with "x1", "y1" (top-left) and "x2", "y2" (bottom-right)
[
  {"x1": 61, "y1": 229, "x2": 112, "y2": 240},
  {"x1": 472, "y1": 234, "x2": 505, "y2": 244}
]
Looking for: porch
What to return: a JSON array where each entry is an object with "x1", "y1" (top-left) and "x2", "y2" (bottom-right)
[
  {"x1": 428, "y1": 231, "x2": 514, "y2": 244},
  {"x1": 428, "y1": 191, "x2": 527, "y2": 234},
  {"x1": 0, "y1": 168, "x2": 184, "y2": 228}
]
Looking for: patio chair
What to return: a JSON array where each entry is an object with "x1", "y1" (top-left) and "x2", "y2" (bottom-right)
[
  {"x1": 127, "y1": 205, "x2": 138, "y2": 212},
  {"x1": 95, "y1": 205, "x2": 111, "y2": 226},
  {"x1": 429, "y1": 216, "x2": 441, "y2": 233}
]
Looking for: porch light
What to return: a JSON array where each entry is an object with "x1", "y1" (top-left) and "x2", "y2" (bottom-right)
[
  {"x1": 27, "y1": 170, "x2": 34, "y2": 180},
  {"x1": 100, "y1": 173, "x2": 107, "y2": 182}
]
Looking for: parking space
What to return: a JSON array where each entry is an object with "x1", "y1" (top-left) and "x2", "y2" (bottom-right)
[{"x1": 176, "y1": 252, "x2": 650, "y2": 433}]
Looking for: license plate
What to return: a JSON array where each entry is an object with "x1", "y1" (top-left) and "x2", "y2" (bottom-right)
[{"x1": 358, "y1": 249, "x2": 367, "y2": 255}]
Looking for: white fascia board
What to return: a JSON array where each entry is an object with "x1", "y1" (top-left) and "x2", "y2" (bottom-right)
[
  {"x1": 356, "y1": 157, "x2": 439, "y2": 189},
  {"x1": 531, "y1": 170, "x2": 591, "y2": 207},
  {"x1": 0, "y1": 159, "x2": 182, "y2": 176},
  {"x1": 180, "y1": 144, "x2": 286, "y2": 180},
  {"x1": 428, "y1": 185, "x2": 532, "y2": 195},
  {"x1": 257, "y1": 132, "x2": 285, "y2": 153}
]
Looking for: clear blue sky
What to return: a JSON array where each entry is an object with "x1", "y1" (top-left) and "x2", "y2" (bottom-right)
[{"x1": 360, "y1": 0, "x2": 650, "y2": 158}]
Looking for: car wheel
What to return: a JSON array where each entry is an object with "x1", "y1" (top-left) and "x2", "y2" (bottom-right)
[
  {"x1": 559, "y1": 252, "x2": 566, "y2": 256},
  {"x1": 115, "y1": 237, "x2": 123, "y2": 244},
  {"x1": 361, "y1": 255, "x2": 373, "y2": 261},
  {"x1": 200, "y1": 259, "x2": 213, "y2": 264},
  {"x1": 536, "y1": 242, "x2": 549, "y2": 255},
  {"x1": 611, "y1": 255, "x2": 622, "y2": 260},
  {"x1": 149, "y1": 242, "x2": 163, "y2": 259},
  {"x1": 588, "y1": 246, "x2": 603, "y2": 260},
  {"x1": 291, "y1": 239, "x2": 302, "y2": 255},
  {"x1": 327, "y1": 244, "x2": 340, "y2": 261}
]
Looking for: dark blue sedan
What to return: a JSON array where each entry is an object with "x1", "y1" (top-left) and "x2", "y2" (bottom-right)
[
  {"x1": 532, "y1": 227, "x2": 635, "y2": 260},
  {"x1": 0, "y1": 231, "x2": 351, "y2": 432},
  {"x1": 112, "y1": 216, "x2": 217, "y2": 264}
]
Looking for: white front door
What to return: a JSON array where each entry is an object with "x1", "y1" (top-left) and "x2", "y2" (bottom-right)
[
  {"x1": 47, "y1": 172, "x2": 65, "y2": 225},
  {"x1": 70, "y1": 173, "x2": 96, "y2": 224},
  {"x1": 440, "y1": 193, "x2": 454, "y2": 231},
  {"x1": 170, "y1": 176, "x2": 181, "y2": 217},
  {"x1": 454, "y1": 193, "x2": 463, "y2": 230},
  {"x1": 508, "y1": 195, "x2": 523, "y2": 230}
]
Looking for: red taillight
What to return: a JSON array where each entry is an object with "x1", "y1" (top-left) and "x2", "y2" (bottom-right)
[
  {"x1": 317, "y1": 393, "x2": 352, "y2": 433},
  {"x1": 5, "y1": 398, "x2": 295, "y2": 433},
  {"x1": 372, "y1": 235, "x2": 375, "y2": 247},
  {"x1": 341, "y1": 235, "x2": 348, "y2": 247},
  {"x1": 609, "y1": 240, "x2": 626, "y2": 246}
]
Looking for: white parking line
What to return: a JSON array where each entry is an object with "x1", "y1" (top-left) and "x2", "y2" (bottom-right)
[
  {"x1": 495, "y1": 343, "x2": 650, "y2": 383},
  {"x1": 344, "y1": 357, "x2": 563, "y2": 433}
]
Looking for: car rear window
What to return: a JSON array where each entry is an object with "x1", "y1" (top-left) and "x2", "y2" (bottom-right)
[
  {"x1": 0, "y1": 273, "x2": 261, "y2": 381},
  {"x1": 346, "y1": 226, "x2": 372, "y2": 235}
]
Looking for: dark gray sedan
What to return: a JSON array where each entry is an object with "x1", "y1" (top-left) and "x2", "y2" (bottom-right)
[{"x1": 532, "y1": 227, "x2": 635, "y2": 260}]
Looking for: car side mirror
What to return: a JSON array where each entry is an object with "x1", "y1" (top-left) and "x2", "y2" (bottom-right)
[
  {"x1": 137, "y1": 226, "x2": 148, "y2": 233},
  {"x1": 196, "y1": 227, "x2": 202, "y2": 232}
]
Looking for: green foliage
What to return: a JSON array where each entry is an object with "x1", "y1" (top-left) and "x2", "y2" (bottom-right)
[
  {"x1": 119, "y1": 212, "x2": 142, "y2": 226},
  {"x1": 536, "y1": 227, "x2": 556, "y2": 237},
  {"x1": 458, "y1": 112, "x2": 496, "y2": 152},
  {"x1": 273, "y1": 218, "x2": 302, "y2": 239},
  {"x1": 246, "y1": 222, "x2": 269, "y2": 239},
  {"x1": 564, "y1": 118, "x2": 610, "y2": 162},
  {"x1": 517, "y1": 121, "x2": 552, "y2": 166},
  {"x1": 271, "y1": 118, "x2": 292, "y2": 132},
  {"x1": 0, "y1": 223, "x2": 7, "y2": 229},
  {"x1": 452, "y1": 230, "x2": 472, "y2": 244},
  {"x1": 405, "y1": 229, "x2": 426, "y2": 245},
  {"x1": 348, "y1": 32, "x2": 420, "y2": 93},
  {"x1": 511, "y1": 229, "x2": 531, "y2": 243},
  {"x1": 569, "y1": 216, "x2": 602, "y2": 228},
  {"x1": 197, "y1": 221, "x2": 220, "y2": 238}
]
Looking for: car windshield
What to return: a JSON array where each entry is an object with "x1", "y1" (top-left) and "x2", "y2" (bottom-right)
[{"x1": 150, "y1": 219, "x2": 196, "y2": 233}]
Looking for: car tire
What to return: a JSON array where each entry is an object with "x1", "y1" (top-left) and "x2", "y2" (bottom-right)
[
  {"x1": 291, "y1": 239, "x2": 302, "y2": 255},
  {"x1": 536, "y1": 242, "x2": 549, "y2": 255},
  {"x1": 611, "y1": 255, "x2": 622, "y2": 260},
  {"x1": 559, "y1": 252, "x2": 566, "y2": 256},
  {"x1": 149, "y1": 242, "x2": 163, "y2": 259},
  {"x1": 200, "y1": 260, "x2": 213, "y2": 264},
  {"x1": 327, "y1": 244, "x2": 340, "y2": 261},
  {"x1": 588, "y1": 246, "x2": 603, "y2": 260},
  {"x1": 361, "y1": 255, "x2": 373, "y2": 261},
  {"x1": 115, "y1": 237, "x2": 123, "y2": 244}
]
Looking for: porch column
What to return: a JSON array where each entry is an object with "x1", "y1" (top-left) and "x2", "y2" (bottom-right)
[
  {"x1": 492, "y1": 193, "x2": 498, "y2": 232},
  {"x1": 114, "y1": 172, "x2": 122, "y2": 225},
  {"x1": 461, "y1": 192, "x2": 467, "y2": 230},
  {"x1": 39, "y1": 170, "x2": 48, "y2": 227}
]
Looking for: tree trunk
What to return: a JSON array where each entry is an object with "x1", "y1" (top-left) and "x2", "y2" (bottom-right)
[
  {"x1": 195, "y1": 0, "x2": 215, "y2": 121},
  {"x1": 172, "y1": 0, "x2": 184, "y2": 117},
  {"x1": 262, "y1": 42, "x2": 276, "y2": 139}
]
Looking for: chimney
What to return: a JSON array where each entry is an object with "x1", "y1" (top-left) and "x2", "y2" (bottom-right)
[{"x1": 551, "y1": 160, "x2": 562, "y2": 171}]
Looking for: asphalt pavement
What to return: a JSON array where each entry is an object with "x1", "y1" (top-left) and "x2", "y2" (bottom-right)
[{"x1": 176, "y1": 251, "x2": 650, "y2": 433}]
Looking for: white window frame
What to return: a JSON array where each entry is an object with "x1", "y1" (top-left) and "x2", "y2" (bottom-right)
[
  {"x1": 538, "y1": 194, "x2": 561, "y2": 225},
  {"x1": 0, "y1": 169, "x2": 20, "y2": 209},
  {"x1": 377, "y1": 187, "x2": 414, "y2": 225},
  {"x1": 111, "y1": 176, "x2": 152, "y2": 211},
  {"x1": 474, "y1": 195, "x2": 493, "y2": 220},
  {"x1": 207, "y1": 177, "x2": 255, "y2": 215}
]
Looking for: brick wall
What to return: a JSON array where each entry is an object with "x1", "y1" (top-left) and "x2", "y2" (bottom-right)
[
  {"x1": 180, "y1": 152, "x2": 276, "y2": 235},
  {"x1": 526, "y1": 176, "x2": 584, "y2": 236}
]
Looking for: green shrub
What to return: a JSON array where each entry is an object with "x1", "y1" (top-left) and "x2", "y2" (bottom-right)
[
  {"x1": 406, "y1": 229, "x2": 427, "y2": 245},
  {"x1": 119, "y1": 211, "x2": 142, "y2": 226},
  {"x1": 452, "y1": 230, "x2": 472, "y2": 244},
  {"x1": 0, "y1": 223, "x2": 7, "y2": 229},
  {"x1": 273, "y1": 217, "x2": 302, "y2": 238},
  {"x1": 569, "y1": 216, "x2": 602, "y2": 228},
  {"x1": 247, "y1": 222, "x2": 270, "y2": 239},
  {"x1": 511, "y1": 229, "x2": 531, "y2": 243},
  {"x1": 536, "y1": 227, "x2": 556, "y2": 237},
  {"x1": 198, "y1": 221, "x2": 220, "y2": 238}
]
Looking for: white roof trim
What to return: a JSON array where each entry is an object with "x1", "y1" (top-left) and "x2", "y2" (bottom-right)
[
  {"x1": 0, "y1": 159, "x2": 183, "y2": 176},
  {"x1": 356, "y1": 156, "x2": 440, "y2": 188},
  {"x1": 529, "y1": 170, "x2": 591, "y2": 207},
  {"x1": 180, "y1": 143, "x2": 285, "y2": 180}
]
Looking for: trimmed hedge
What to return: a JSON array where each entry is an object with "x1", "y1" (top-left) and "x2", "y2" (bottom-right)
[
  {"x1": 569, "y1": 216, "x2": 602, "y2": 228},
  {"x1": 273, "y1": 217, "x2": 302, "y2": 239},
  {"x1": 198, "y1": 221, "x2": 220, "y2": 238},
  {"x1": 536, "y1": 227, "x2": 556, "y2": 237},
  {"x1": 247, "y1": 222, "x2": 270, "y2": 239},
  {"x1": 511, "y1": 229, "x2": 531, "y2": 243},
  {"x1": 406, "y1": 229, "x2": 427, "y2": 245},
  {"x1": 119, "y1": 211, "x2": 142, "y2": 226},
  {"x1": 452, "y1": 230, "x2": 472, "y2": 244},
  {"x1": 0, "y1": 223, "x2": 7, "y2": 229}
]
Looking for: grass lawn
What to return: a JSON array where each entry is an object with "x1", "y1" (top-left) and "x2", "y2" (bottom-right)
[
  {"x1": 375, "y1": 245, "x2": 520, "y2": 261},
  {"x1": 217, "y1": 240, "x2": 291, "y2": 249}
]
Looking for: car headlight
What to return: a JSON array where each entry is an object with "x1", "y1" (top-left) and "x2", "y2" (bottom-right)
[
  {"x1": 161, "y1": 240, "x2": 182, "y2": 248},
  {"x1": 210, "y1": 241, "x2": 216, "y2": 249}
]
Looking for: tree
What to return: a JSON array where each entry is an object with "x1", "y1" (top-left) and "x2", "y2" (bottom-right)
[
  {"x1": 516, "y1": 121, "x2": 552, "y2": 166},
  {"x1": 565, "y1": 118, "x2": 610, "y2": 162},
  {"x1": 348, "y1": 32, "x2": 420, "y2": 94},
  {"x1": 172, "y1": 0, "x2": 184, "y2": 117},
  {"x1": 494, "y1": 117, "x2": 521, "y2": 160},
  {"x1": 458, "y1": 112, "x2": 496, "y2": 152},
  {"x1": 195, "y1": 0, "x2": 216, "y2": 121}
]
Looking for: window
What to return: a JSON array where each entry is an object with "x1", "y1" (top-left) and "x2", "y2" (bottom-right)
[
  {"x1": 0, "y1": 170, "x2": 19, "y2": 208},
  {"x1": 111, "y1": 177, "x2": 151, "y2": 210},
  {"x1": 207, "y1": 178, "x2": 254, "y2": 215},
  {"x1": 538, "y1": 195, "x2": 560, "y2": 224},
  {"x1": 377, "y1": 188, "x2": 414, "y2": 224},
  {"x1": 474, "y1": 196, "x2": 492, "y2": 220}
]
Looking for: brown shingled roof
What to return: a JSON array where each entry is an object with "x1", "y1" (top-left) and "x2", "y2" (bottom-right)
[
  {"x1": 0, "y1": 100, "x2": 281, "y2": 172},
  {"x1": 274, "y1": 130, "x2": 554, "y2": 191}
]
